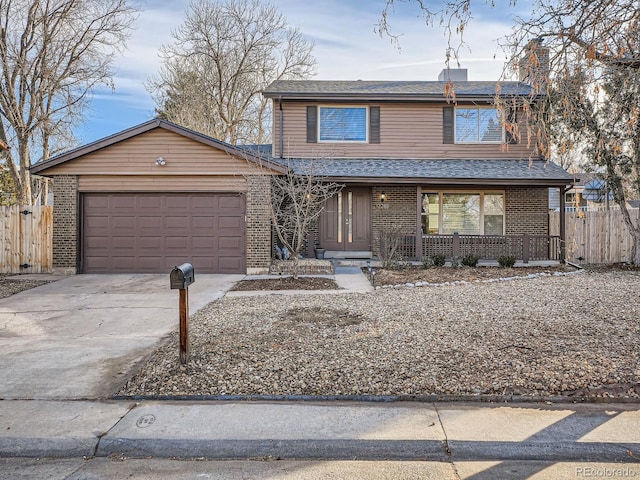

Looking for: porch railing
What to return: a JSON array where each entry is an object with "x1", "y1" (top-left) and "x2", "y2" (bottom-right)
[{"x1": 397, "y1": 233, "x2": 561, "y2": 263}]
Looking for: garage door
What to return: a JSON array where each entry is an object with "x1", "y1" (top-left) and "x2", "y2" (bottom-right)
[{"x1": 82, "y1": 193, "x2": 245, "y2": 274}]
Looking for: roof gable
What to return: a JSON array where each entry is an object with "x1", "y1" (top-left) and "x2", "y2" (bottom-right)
[{"x1": 30, "y1": 119, "x2": 284, "y2": 175}]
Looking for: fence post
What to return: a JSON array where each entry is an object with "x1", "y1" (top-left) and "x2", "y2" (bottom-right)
[
  {"x1": 522, "y1": 233, "x2": 530, "y2": 264},
  {"x1": 452, "y1": 232, "x2": 460, "y2": 259}
]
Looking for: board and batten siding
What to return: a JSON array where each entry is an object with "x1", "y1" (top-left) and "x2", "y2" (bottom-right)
[
  {"x1": 272, "y1": 101, "x2": 534, "y2": 159},
  {"x1": 41, "y1": 129, "x2": 266, "y2": 178}
]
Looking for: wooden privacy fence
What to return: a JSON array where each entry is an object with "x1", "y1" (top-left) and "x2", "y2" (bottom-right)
[
  {"x1": 550, "y1": 208, "x2": 639, "y2": 264},
  {"x1": 0, "y1": 205, "x2": 53, "y2": 274}
]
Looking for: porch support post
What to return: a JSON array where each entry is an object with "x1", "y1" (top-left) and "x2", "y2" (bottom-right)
[
  {"x1": 452, "y1": 232, "x2": 460, "y2": 258},
  {"x1": 522, "y1": 233, "x2": 530, "y2": 264},
  {"x1": 416, "y1": 186, "x2": 422, "y2": 261},
  {"x1": 559, "y1": 186, "x2": 567, "y2": 262}
]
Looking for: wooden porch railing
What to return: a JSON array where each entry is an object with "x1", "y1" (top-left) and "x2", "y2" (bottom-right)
[{"x1": 397, "y1": 233, "x2": 561, "y2": 263}]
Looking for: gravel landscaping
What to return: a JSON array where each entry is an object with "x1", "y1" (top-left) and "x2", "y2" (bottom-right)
[
  {"x1": 0, "y1": 275, "x2": 51, "y2": 299},
  {"x1": 119, "y1": 268, "x2": 640, "y2": 400}
]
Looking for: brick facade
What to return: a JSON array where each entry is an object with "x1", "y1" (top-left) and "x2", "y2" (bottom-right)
[
  {"x1": 246, "y1": 175, "x2": 272, "y2": 273},
  {"x1": 371, "y1": 186, "x2": 417, "y2": 255},
  {"x1": 505, "y1": 186, "x2": 549, "y2": 235},
  {"x1": 51, "y1": 175, "x2": 78, "y2": 273}
]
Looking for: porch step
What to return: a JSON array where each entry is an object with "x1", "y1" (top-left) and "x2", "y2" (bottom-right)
[{"x1": 323, "y1": 251, "x2": 373, "y2": 260}]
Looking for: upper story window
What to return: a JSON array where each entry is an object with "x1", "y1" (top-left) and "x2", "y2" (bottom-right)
[
  {"x1": 319, "y1": 106, "x2": 368, "y2": 142},
  {"x1": 455, "y1": 107, "x2": 503, "y2": 143}
]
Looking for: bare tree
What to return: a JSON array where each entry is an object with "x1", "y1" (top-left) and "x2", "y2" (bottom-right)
[
  {"x1": 379, "y1": 0, "x2": 640, "y2": 264},
  {"x1": 149, "y1": 0, "x2": 316, "y2": 145},
  {"x1": 269, "y1": 160, "x2": 343, "y2": 278},
  {"x1": 0, "y1": 0, "x2": 137, "y2": 204}
]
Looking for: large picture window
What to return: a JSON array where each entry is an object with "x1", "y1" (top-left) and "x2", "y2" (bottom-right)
[
  {"x1": 455, "y1": 107, "x2": 503, "y2": 143},
  {"x1": 421, "y1": 191, "x2": 504, "y2": 235},
  {"x1": 319, "y1": 106, "x2": 367, "y2": 142}
]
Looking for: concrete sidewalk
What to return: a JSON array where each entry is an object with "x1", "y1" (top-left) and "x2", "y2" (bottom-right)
[{"x1": 1, "y1": 400, "x2": 639, "y2": 463}]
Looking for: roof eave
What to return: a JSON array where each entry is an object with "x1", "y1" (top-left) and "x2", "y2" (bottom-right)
[
  {"x1": 30, "y1": 119, "x2": 286, "y2": 175},
  {"x1": 307, "y1": 176, "x2": 573, "y2": 186},
  {"x1": 262, "y1": 92, "x2": 540, "y2": 102}
]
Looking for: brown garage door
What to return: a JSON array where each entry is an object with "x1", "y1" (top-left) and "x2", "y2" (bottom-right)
[{"x1": 82, "y1": 193, "x2": 245, "y2": 274}]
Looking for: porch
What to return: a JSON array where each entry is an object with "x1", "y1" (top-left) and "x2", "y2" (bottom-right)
[{"x1": 394, "y1": 232, "x2": 562, "y2": 263}]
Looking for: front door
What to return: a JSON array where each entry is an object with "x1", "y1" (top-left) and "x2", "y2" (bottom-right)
[{"x1": 320, "y1": 188, "x2": 371, "y2": 251}]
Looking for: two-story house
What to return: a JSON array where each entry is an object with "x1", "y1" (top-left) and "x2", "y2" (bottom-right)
[
  {"x1": 262, "y1": 69, "x2": 573, "y2": 263},
  {"x1": 31, "y1": 56, "x2": 572, "y2": 274}
]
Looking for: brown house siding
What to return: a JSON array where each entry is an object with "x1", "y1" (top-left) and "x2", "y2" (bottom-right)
[
  {"x1": 505, "y1": 187, "x2": 549, "y2": 235},
  {"x1": 273, "y1": 102, "x2": 534, "y2": 159},
  {"x1": 77, "y1": 175, "x2": 247, "y2": 192},
  {"x1": 246, "y1": 175, "x2": 272, "y2": 273},
  {"x1": 52, "y1": 175, "x2": 78, "y2": 274},
  {"x1": 41, "y1": 129, "x2": 264, "y2": 177}
]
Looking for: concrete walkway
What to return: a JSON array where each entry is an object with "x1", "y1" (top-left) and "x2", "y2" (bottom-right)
[
  {"x1": 0, "y1": 274, "x2": 243, "y2": 399},
  {"x1": 0, "y1": 400, "x2": 639, "y2": 478},
  {"x1": 226, "y1": 266, "x2": 374, "y2": 297}
]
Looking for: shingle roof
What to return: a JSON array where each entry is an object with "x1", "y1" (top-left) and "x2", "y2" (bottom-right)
[
  {"x1": 268, "y1": 156, "x2": 572, "y2": 186},
  {"x1": 263, "y1": 80, "x2": 534, "y2": 99}
]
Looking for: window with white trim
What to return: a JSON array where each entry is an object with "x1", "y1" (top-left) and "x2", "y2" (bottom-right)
[
  {"x1": 455, "y1": 107, "x2": 503, "y2": 143},
  {"x1": 421, "y1": 192, "x2": 505, "y2": 235},
  {"x1": 319, "y1": 106, "x2": 367, "y2": 142}
]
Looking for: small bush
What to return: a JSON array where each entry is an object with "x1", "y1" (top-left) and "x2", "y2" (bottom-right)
[
  {"x1": 432, "y1": 254, "x2": 447, "y2": 267},
  {"x1": 461, "y1": 253, "x2": 479, "y2": 267},
  {"x1": 498, "y1": 254, "x2": 517, "y2": 268}
]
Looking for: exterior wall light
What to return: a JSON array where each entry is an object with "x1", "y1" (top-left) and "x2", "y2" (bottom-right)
[
  {"x1": 155, "y1": 157, "x2": 167, "y2": 166},
  {"x1": 380, "y1": 192, "x2": 386, "y2": 203}
]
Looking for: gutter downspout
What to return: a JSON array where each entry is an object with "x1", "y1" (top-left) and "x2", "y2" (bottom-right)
[
  {"x1": 278, "y1": 96, "x2": 283, "y2": 159},
  {"x1": 559, "y1": 185, "x2": 567, "y2": 262}
]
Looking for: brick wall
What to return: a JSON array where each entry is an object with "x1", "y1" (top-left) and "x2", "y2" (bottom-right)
[
  {"x1": 505, "y1": 187, "x2": 549, "y2": 235},
  {"x1": 51, "y1": 175, "x2": 78, "y2": 273},
  {"x1": 371, "y1": 186, "x2": 417, "y2": 255},
  {"x1": 246, "y1": 175, "x2": 272, "y2": 273}
]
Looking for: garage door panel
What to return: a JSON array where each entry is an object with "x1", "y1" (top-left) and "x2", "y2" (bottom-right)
[
  {"x1": 112, "y1": 195, "x2": 137, "y2": 209},
  {"x1": 219, "y1": 257, "x2": 243, "y2": 272},
  {"x1": 165, "y1": 216, "x2": 189, "y2": 230},
  {"x1": 137, "y1": 236, "x2": 163, "y2": 249},
  {"x1": 190, "y1": 196, "x2": 216, "y2": 209},
  {"x1": 83, "y1": 193, "x2": 246, "y2": 273},
  {"x1": 219, "y1": 215, "x2": 243, "y2": 229},
  {"x1": 219, "y1": 196, "x2": 243, "y2": 209},
  {"x1": 111, "y1": 236, "x2": 136, "y2": 249},
  {"x1": 165, "y1": 236, "x2": 189, "y2": 249},
  {"x1": 110, "y1": 256, "x2": 137, "y2": 271},
  {"x1": 84, "y1": 214, "x2": 109, "y2": 227},
  {"x1": 85, "y1": 236, "x2": 109, "y2": 250},
  {"x1": 136, "y1": 196, "x2": 163, "y2": 209},
  {"x1": 218, "y1": 236, "x2": 244, "y2": 250},
  {"x1": 137, "y1": 216, "x2": 162, "y2": 229},
  {"x1": 111, "y1": 216, "x2": 136, "y2": 230},
  {"x1": 192, "y1": 216, "x2": 215, "y2": 229}
]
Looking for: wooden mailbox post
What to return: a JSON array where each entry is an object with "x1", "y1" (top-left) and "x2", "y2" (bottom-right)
[{"x1": 170, "y1": 263, "x2": 195, "y2": 365}]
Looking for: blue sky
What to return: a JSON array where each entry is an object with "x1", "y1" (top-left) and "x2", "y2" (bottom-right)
[{"x1": 76, "y1": 0, "x2": 524, "y2": 145}]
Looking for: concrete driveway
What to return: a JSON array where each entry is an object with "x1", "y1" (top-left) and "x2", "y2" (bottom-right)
[{"x1": 0, "y1": 274, "x2": 242, "y2": 400}]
